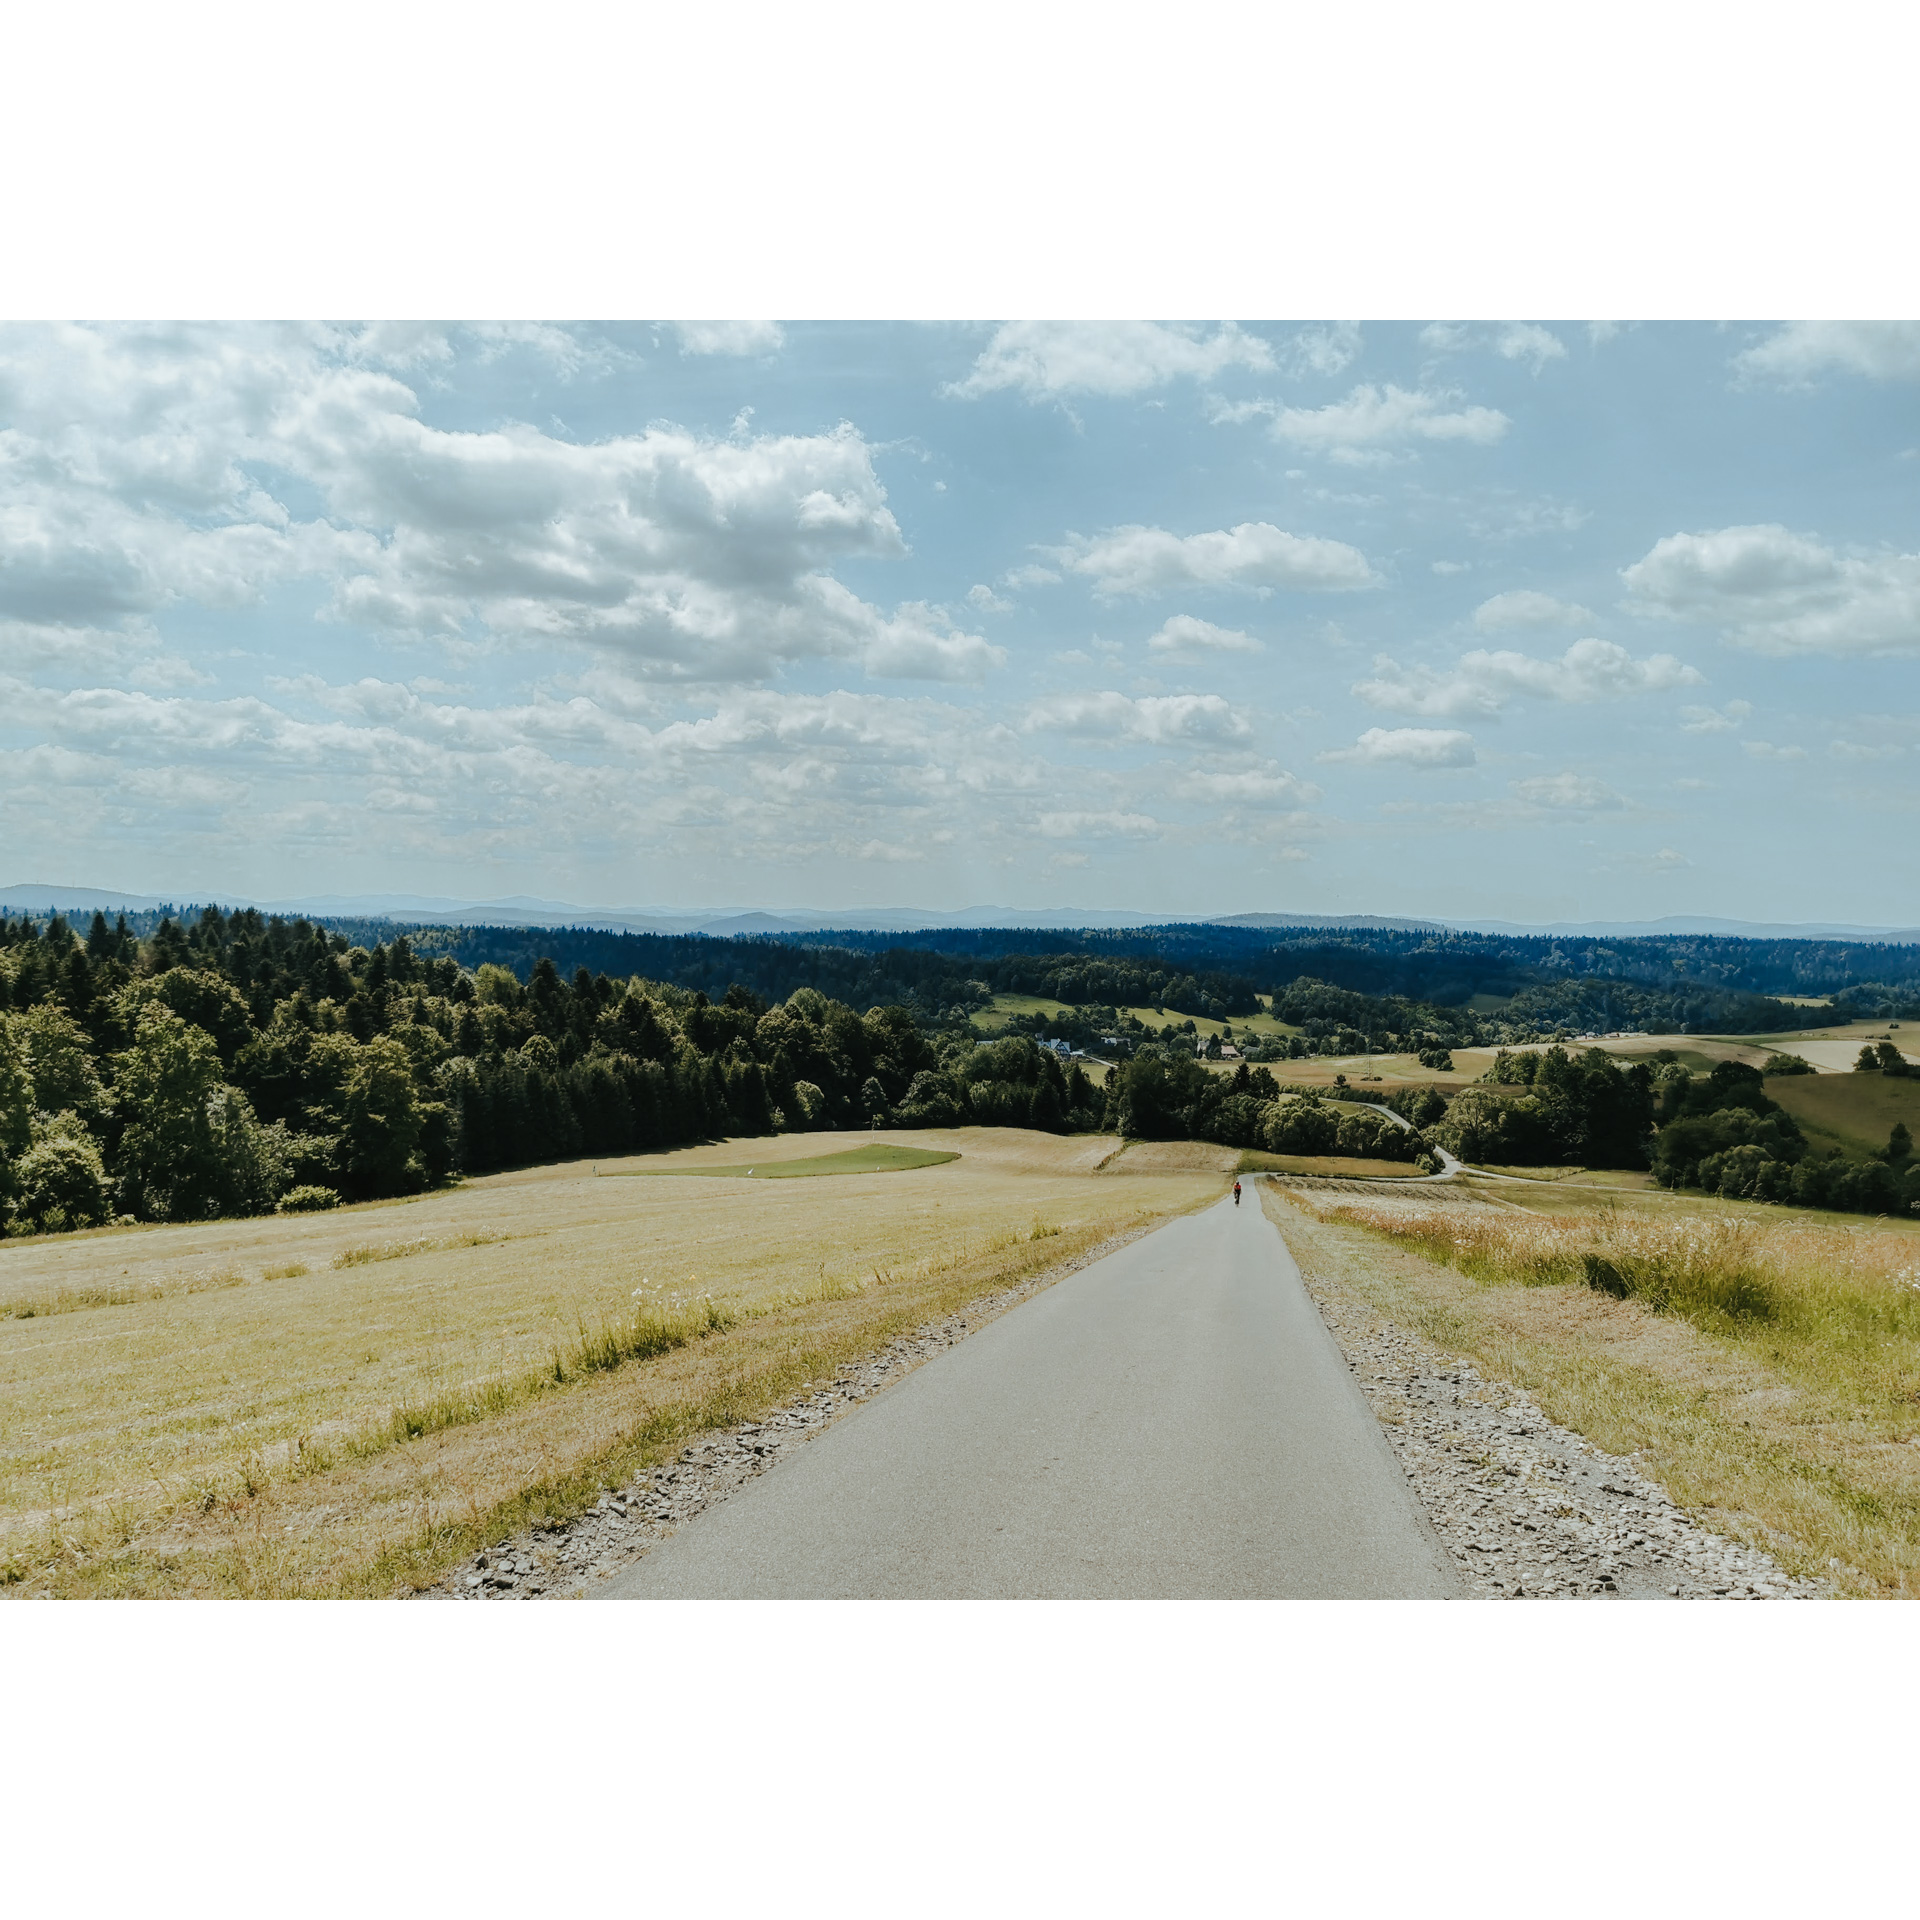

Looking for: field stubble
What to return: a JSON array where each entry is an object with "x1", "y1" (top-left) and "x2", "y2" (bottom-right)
[
  {"x1": 1262, "y1": 1179, "x2": 1920, "y2": 1594},
  {"x1": 0, "y1": 1127, "x2": 1218, "y2": 1597}
]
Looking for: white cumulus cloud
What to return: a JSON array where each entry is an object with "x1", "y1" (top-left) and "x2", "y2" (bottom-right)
[
  {"x1": 853, "y1": 599, "x2": 1007, "y2": 682},
  {"x1": 1733, "y1": 322, "x2": 1920, "y2": 385},
  {"x1": 1170, "y1": 763, "x2": 1320, "y2": 807},
  {"x1": 1495, "y1": 324, "x2": 1567, "y2": 372},
  {"x1": 1473, "y1": 589, "x2": 1593, "y2": 631},
  {"x1": 1024, "y1": 691, "x2": 1253, "y2": 746},
  {"x1": 1319, "y1": 727, "x2": 1477, "y2": 768},
  {"x1": 1352, "y1": 639, "x2": 1702, "y2": 719},
  {"x1": 0, "y1": 665, "x2": 1135, "y2": 877},
  {"x1": 1146, "y1": 614, "x2": 1262, "y2": 656},
  {"x1": 1284, "y1": 323, "x2": 1363, "y2": 376},
  {"x1": 947, "y1": 321, "x2": 1274, "y2": 400},
  {"x1": 1421, "y1": 322, "x2": 1566, "y2": 373},
  {"x1": 0, "y1": 322, "x2": 1001, "y2": 687},
  {"x1": 1239, "y1": 384, "x2": 1509, "y2": 463},
  {"x1": 1623, "y1": 524, "x2": 1920, "y2": 656},
  {"x1": 671, "y1": 321, "x2": 786, "y2": 356},
  {"x1": 1058, "y1": 522, "x2": 1376, "y2": 598}
]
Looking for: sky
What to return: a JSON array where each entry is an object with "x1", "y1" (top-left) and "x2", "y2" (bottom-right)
[{"x1": 3, "y1": 317, "x2": 1917, "y2": 923}]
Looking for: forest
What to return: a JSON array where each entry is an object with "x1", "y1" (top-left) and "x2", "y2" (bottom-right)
[
  {"x1": 1647, "y1": 1055, "x2": 1920, "y2": 1215},
  {"x1": 1106, "y1": 1036, "x2": 1920, "y2": 1222},
  {"x1": 416, "y1": 921, "x2": 1858, "y2": 1030},
  {"x1": 0, "y1": 908, "x2": 1104, "y2": 1236},
  {"x1": 767, "y1": 920, "x2": 1920, "y2": 1016},
  {"x1": 3, "y1": 903, "x2": 1915, "y2": 1239},
  {"x1": 27, "y1": 904, "x2": 1882, "y2": 1034}
]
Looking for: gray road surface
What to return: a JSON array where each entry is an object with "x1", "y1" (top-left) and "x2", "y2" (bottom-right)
[{"x1": 594, "y1": 1189, "x2": 1458, "y2": 1599}]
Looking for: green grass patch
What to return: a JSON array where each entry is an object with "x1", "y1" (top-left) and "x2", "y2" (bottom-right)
[
  {"x1": 1608, "y1": 1046, "x2": 1729, "y2": 1074},
  {"x1": 1119, "y1": 1003, "x2": 1299, "y2": 1041},
  {"x1": 1766, "y1": 1071, "x2": 1920, "y2": 1162},
  {"x1": 1267, "y1": 1190, "x2": 1920, "y2": 1594},
  {"x1": 974, "y1": 993, "x2": 1301, "y2": 1045},
  {"x1": 615, "y1": 1144, "x2": 961, "y2": 1180},
  {"x1": 972, "y1": 993, "x2": 1077, "y2": 1031}
]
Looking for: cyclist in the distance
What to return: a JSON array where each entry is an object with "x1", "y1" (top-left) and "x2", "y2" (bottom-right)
[{"x1": 1233, "y1": 1178, "x2": 1242, "y2": 1206}]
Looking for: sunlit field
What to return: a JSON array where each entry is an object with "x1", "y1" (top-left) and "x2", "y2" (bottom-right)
[
  {"x1": 0, "y1": 1127, "x2": 1221, "y2": 1597},
  {"x1": 612, "y1": 1143, "x2": 960, "y2": 1178},
  {"x1": 968, "y1": 992, "x2": 1081, "y2": 1032},
  {"x1": 1236, "y1": 1152, "x2": 1430, "y2": 1181},
  {"x1": 1766, "y1": 1072, "x2": 1920, "y2": 1161},
  {"x1": 1221, "y1": 1049, "x2": 1495, "y2": 1090},
  {"x1": 1529, "y1": 1019, "x2": 1916, "y2": 1079},
  {"x1": 970, "y1": 993, "x2": 1511, "y2": 1095}
]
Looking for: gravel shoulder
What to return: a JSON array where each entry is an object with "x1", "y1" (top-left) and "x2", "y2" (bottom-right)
[{"x1": 1274, "y1": 1186, "x2": 1830, "y2": 1601}]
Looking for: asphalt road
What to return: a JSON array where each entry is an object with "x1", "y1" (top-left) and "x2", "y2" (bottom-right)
[{"x1": 595, "y1": 1188, "x2": 1459, "y2": 1599}]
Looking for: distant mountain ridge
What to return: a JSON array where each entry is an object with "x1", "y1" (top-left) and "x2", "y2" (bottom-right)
[
  {"x1": 1451, "y1": 915, "x2": 1920, "y2": 942},
  {"x1": 5, "y1": 883, "x2": 1919, "y2": 945}
]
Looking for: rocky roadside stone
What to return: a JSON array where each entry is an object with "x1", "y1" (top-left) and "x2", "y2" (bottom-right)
[
  {"x1": 420, "y1": 1220, "x2": 1163, "y2": 1601},
  {"x1": 1297, "y1": 1245, "x2": 1830, "y2": 1601}
]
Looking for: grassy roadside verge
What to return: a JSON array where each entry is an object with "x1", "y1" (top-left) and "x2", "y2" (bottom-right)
[
  {"x1": 24, "y1": 1189, "x2": 1212, "y2": 1599},
  {"x1": 1260, "y1": 1181, "x2": 1920, "y2": 1595}
]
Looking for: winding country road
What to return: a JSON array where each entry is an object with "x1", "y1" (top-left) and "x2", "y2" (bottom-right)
[{"x1": 594, "y1": 1190, "x2": 1458, "y2": 1600}]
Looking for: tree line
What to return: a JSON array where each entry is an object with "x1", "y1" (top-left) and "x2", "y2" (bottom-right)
[
  {"x1": 0, "y1": 908, "x2": 1107, "y2": 1236},
  {"x1": 1650, "y1": 1055, "x2": 1920, "y2": 1215},
  {"x1": 1102, "y1": 1049, "x2": 1425, "y2": 1163},
  {"x1": 6, "y1": 904, "x2": 1876, "y2": 1042},
  {"x1": 1100, "y1": 1034, "x2": 1920, "y2": 1221},
  {"x1": 3, "y1": 902, "x2": 1912, "y2": 1238},
  {"x1": 809, "y1": 920, "x2": 1917, "y2": 1010}
]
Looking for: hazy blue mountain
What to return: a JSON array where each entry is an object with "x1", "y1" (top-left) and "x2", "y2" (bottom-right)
[{"x1": 8, "y1": 881, "x2": 1920, "y2": 945}]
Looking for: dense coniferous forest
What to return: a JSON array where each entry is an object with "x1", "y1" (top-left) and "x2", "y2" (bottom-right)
[
  {"x1": 386, "y1": 920, "x2": 1873, "y2": 1030},
  {"x1": 3, "y1": 903, "x2": 1916, "y2": 1239},
  {"x1": 25, "y1": 905, "x2": 1903, "y2": 1032},
  {"x1": 757, "y1": 921, "x2": 1920, "y2": 1014}
]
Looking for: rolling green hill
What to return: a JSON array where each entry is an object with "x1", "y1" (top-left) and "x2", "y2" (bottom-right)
[{"x1": 1767, "y1": 1072, "x2": 1920, "y2": 1162}]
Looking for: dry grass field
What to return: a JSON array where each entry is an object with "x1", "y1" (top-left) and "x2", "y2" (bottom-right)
[
  {"x1": 1261, "y1": 1176, "x2": 1920, "y2": 1595},
  {"x1": 0, "y1": 1127, "x2": 1222, "y2": 1599},
  {"x1": 612, "y1": 1143, "x2": 960, "y2": 1178},
  {"x1": 1540, "y1": 1019, "x2": 1916, "y2": 1078},
  {"x1": 1476, "y1": 1165, "x2": 1658, "y2": 1188},
  {"x1": 1248, "y1": 1049, "x2": 1497, "y2": 1092},
  {"x1": 1725, "y1": 1019, "x2": 1919, "y2": 1075},
  {"x1": 1236, "y1": 1152, "x2": 1430, "y2": 1181}
]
